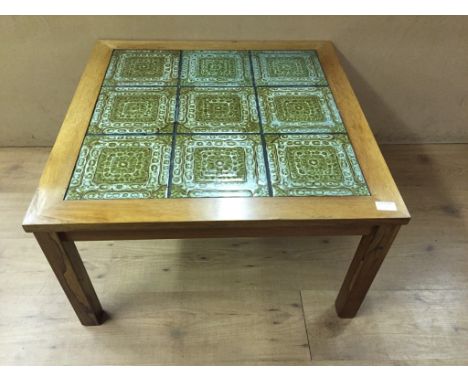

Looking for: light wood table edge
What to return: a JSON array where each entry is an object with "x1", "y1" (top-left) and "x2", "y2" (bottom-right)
[
  {"x1": 23, "y1": 215, "x2": 410, "y2": 233},
  {"x1": 100, "y1": 39, "x2": 330, "y2": 50}
]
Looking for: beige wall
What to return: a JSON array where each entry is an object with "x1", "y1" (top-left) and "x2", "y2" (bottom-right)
[{"x1": 0, "y1": 16, "x2": 466, "y2": 146}]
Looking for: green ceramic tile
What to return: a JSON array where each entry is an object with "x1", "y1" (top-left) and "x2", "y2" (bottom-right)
[
  {"x1": 65, "y1": 135, "x2": 172, "y2": 200},
  {"x1": 265, "y1": 134, "x2": 369, "y2": 196},
  {"x1": 65, "y1": 49, "x2": 369, "y2": 201},
  {"x1": 177, "y1": 87, "x2": 260, "y2": 133},
  {"x1": 252, "y1": 51, "x2": 327, "y2": 86},
  {"x1": 258, "y1": 87, "x2": 345, "y2": 133},
  {"x1": 180, "y1": 51, "x2": 252, "y2": 86},
  {"x1": 88, "y1": 87, "x2": 177, "y2": 134},
  {"x1": 103, "y1": 50, "x2": 179, "y2": 87},
  {"x1": 171, "y1": 135, "x2": 268, "y2": 198}
]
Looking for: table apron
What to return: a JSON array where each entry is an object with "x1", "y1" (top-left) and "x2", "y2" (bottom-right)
[{"x1": 59, "y1": 224, "x2": 377, "y2": 241}]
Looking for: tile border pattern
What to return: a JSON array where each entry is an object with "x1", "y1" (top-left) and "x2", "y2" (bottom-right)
[
  {"x1": 180, "y1": 50, "x2": 253, "y2": 86},
  {"x1": 103, "y1": 50, "x2": 180, "y2": 87},
  {"x1": 88, "y1": 87, "x2": 177, "y2": 134},
  {"x1": 251, "y1": 50, "x2": 328, "y2": 86},
  {"x1": 177, "y1": 87, "x2": 260, "y2": 134},
  {"x1": 265, "y1": 134, "x2": 370, "y2": 196},
  {"x1": 66, "y1": 135, "x2": 172, "y2": 200},
  {"x1": 171, "y1": 134, "x2": 269, "y2": 198},
  {"x1": 65, "y1": 49, "x2": 369, "y2": 200},
  {"x1": 257, "y1": 87, "x2": 346, "y2": 134}
]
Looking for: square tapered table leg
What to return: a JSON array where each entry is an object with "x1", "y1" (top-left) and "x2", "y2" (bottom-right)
[
  {"x1": 335, "y1": 225, "x2": 401, "y2": 318},
  {"x1": 34, "y1": 232, "x2": 103, "y2": 326}
]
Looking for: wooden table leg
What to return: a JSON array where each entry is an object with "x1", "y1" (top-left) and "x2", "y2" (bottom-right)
[
  {"x1": 34, "y1": 232, "x2": 103, "y2": 326},
  {"x1": 335, "y1": 224, "x2": 401, "y2": 318}
]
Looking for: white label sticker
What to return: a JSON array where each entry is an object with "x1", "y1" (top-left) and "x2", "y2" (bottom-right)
[{"x1": 375, "y1": 201, "x2": 397, "y2": 211}]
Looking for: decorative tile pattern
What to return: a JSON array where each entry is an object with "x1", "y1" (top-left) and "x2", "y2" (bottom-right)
[
  {"x1": 171, "y1": 135, "x2": 268, "y2": 197},
  {"x1": 265, "y1": 134, "x2": 369, "y2": 196},
  {"x1": 258, "y1": 87, "x2": 345, "y2": 133},
  {"x1": 103, "y1": 50, "x2": 179, "y2": 87},
  {"x1": 65, "y1": 135, "x2": 172, "y2": 200},
  {"x1": 178, "y1": 87, "x2": 259, "y2": 133},
  {"x1": 88, "y1": 87, "x2": 177, "y2": 134},
  {"x1": 181, "y1": 51, "x2": 252, "y2": 86},
  {"x1": 66, "y1": 49, "x2": 370, "y2": 200},
  {"x1": 252, "y1": 51, "x2": 327, "y2": 86}
]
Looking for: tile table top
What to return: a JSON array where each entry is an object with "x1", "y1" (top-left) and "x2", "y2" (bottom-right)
[
  {"x1": 65, "y1": 49, "x2": 369, "y2": 200},
  {"x1": 24, "y1": 39, "x2": 410, "y2": 232}
]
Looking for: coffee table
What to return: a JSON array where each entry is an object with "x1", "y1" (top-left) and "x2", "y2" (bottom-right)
[{"x1": 23, "y1": 40, "x2": 410, "y2": 326}]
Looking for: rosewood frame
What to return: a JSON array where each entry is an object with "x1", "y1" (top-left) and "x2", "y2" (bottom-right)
[{"x1": 23, "y1": 40, "x2": 410, "y2": 325}]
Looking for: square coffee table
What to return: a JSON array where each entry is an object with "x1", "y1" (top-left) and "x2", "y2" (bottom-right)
[{"x1": 23, "y1": 41, "x2": 410, "y2": 326}]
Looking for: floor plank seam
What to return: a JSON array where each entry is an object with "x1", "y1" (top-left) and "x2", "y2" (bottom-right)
[{"x1": 299, "y1": 290, "x2": 313, "y2": 361}]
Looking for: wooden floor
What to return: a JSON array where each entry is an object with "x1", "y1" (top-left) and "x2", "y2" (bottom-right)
[{"x1": 0, "y1": 144, "x2": 467, "y2": 365}]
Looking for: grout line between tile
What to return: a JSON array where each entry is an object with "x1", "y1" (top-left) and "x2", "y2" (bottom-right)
[
  {"x1": 85, "y1": 132, "x2": 351, "y2": 137},
  {"x1": 263, "y1": 132, "x2": 349, "y2": 136},
  {"x1": 101, "y1": 84, "x2": 330, "y2": 89},
  {"x1": 101, "y1": 84, "x2": 178, "y2": 88},
  {"x1": 166, "y1": 50, "x2": 184, "y2": 198},
  {"x1": 248, "y1": 50, "x2": 274, "y2": 197},
  {"x1": 256, "y1": 84, "x2": 329, "y2": 88},
  {"x1": 85, "y1": 132, "x2": 174, "y2": 137}
]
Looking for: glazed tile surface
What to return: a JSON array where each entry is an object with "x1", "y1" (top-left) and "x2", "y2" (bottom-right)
[
  {"x1": 252, "y1": 51, "x2": 327, "y2": 86},
  {"x1": 171, "y1": 135, "x2": 268, "y2": 197},
  {"x1": 265, "y1": 134, "x2": 369, "y2": 196},
  {"x1": 258, "y1": 87, "x2": 345, "y2": 133},
  {"x1": 66, "y1": 49, "x2": 370, "y2": 200},
  {"x1": 178, "y1": 87, "x2": 259, "y2": 133},
  {"x1": 181, "y1": 51, "x2": 252, "y2": 86},
  {"x1": 88, "y1": 87, "x2": 177, "y2": 134},
  {"x1": 65, "y1": 135, "x2": 172, "y2": 200},
  {"x1": 103, "y1": 50, "x2": 179, "y2": 87}
]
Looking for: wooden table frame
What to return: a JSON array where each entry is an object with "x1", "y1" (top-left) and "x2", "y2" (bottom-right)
[{"x1": 23, "y1": 40, "x2": 410, "y2": 326}]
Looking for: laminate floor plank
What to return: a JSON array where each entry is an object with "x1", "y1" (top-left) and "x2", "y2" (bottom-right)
[
  {"x1": 301, "y1": 290, "x2": 468, "y2": 365},
  {"x1": 0, "y1": 290, "x2": 310, "y2": 365}
]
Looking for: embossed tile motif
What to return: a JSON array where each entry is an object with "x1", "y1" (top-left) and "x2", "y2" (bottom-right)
[
  {"x1": 258, "y1": 87, "x2": 345, "y2": 133},
  {"x1": 252, "y1": 51, "x2": 327, "y2": 86},
  {"x1": 265, "y1": 134, "x2": 369, "y2": 196},
  {"x1": 181, "y1": 51, "x2": 252, "y2": 86},
  {"x1": 103, "y1": 50, "x2": 179, "y2": 87},
  {"x1": 178, "y1": 87, "x2": 259, "y2": 133},
  {"x1": 65, "y1": 135, "x2": 172, "y2": 200},
  {"x1": 66, "y1": 49, "x2": 370, "y2": 200},
  {"x1": 171, "y1": 135, "x2": 268, "y2": 198},
  {"x1": 89, "y1": 87, "x2": 177, "y2": 134}
]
